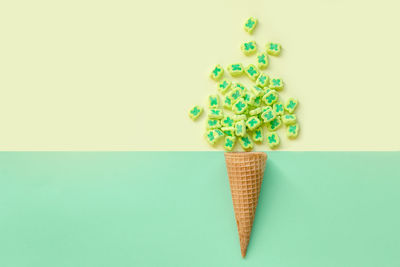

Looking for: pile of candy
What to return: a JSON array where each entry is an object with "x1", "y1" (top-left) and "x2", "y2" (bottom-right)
[{"x1": 189, "y1": 17, "x2": 299, "y2": 151}]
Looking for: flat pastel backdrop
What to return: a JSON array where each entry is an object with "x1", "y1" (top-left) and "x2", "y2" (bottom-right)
[
  {"x1": 0, "y1": 0, "x2": 399, "y2": 150},
  {"x1": 1, "y1": 152, "x2": 400, "y2": 267}
]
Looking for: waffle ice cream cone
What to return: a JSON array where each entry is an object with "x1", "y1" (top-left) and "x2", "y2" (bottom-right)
[{"x1": 224, "y1": 152, "x2": 267, "y2": 258}]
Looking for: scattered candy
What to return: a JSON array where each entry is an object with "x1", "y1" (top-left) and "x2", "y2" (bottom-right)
[
  {"x1": 224, "y1": 136, "x2": 237, "y2": 151},
  {"x1": 273, "y1": 101, "x2": 284, "y2": 116},
  {"x1": 266, "y1": 116, "x2": 282, "y2": 131},
  {"x1": 266, "y1": 42, "x2": 281, "y2": 56},
  {"x1": 244, "y1": 17, "x2": 257, "y2": 34},
  {"x1": 217, "y1": 79, "x2": 232, "y2": 94},
  {"x1": 208, "y1": 94, "x2": 220, "y2": 108},
  {"x1": 266, "y1": 132, "x2": 280, "y2": 149},
  {"x1": 210, "y1": 64, "x2": 224, "y2": 81},
  {"x1": 221, "y1": 115, "x2": 235, "y2": 127},
  {"x1": 208, "y1": 108, "x2": 224, "y2": 119},
  {"x1": 245, "y1": 64, "x2": 260, "y2": 81},
  {"x1": 250, "y1": 85, "x2": 264, "y2": 97},
  {"x1": 260, "y1": 106, "x2": 276, "y2": 123},
  {"x1": 249, "y1": 107, "x2": 262, "y2": 116},
  {"x1": 223, "y1": 95, "x2": 233, "y2": 109},
  {"x1": 287, "y1": 123, "x2": 300, "y2": 138},
  {"x1": 206, "y1": 119, "x2": 221, "y2": 129},
  {"x1": 227, "y1": 63, "x2": 244, "y2": 77},
  {"x1": 262, "y1": 90, "x2": 279, "y2": 105},
  {"x1": 221, "y1": 127, "x2": 235, "y2": 137},
  {"x1": 252, "y1": 127, "x2": 264, "y2": 143},
  {"x1": 256, "y1": 52, "x2": 269, "y2": 69},
  {"x1": 232, "y1": 98, "x2": 248, "y2": 114},
  {"x1": 256, "y1": 73, "x2": 269, "y2": 88},
  {"x1": 205, "y1": 129, "x2": 224, "y2": 145},
  {"x1": 188, "y1": 105, "x2": 203, "y2": 121},
  {"x1": 246, "y1": 116, "x2": 261, "y2": 131},
  {"x1": 282, "y1": 114, "x2": 297, "y2": 125},
  {"x1": 228, "y1": 88, "x2": 242, "y2": 101},
  {"x1": 235, "y1": 120, "x2": 246, "y2": 137},
  {"x1": 241, "y1": 41, "x2": 257, "y2": 56},
  {"x1": 253, "y1": 96, "x2": 262, "y2": 107},
  {"x1": 239, "y1": 134, "x2": 254, "y2": 151},
  {"x1": 285, "y1": 97, "x2": 298, "y2": 114},
  {"x1": 269, "y1": 78, "x2": 284, "y2": 90}
]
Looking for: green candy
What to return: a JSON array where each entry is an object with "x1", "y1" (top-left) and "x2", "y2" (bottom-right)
[
  {"x1": 256, "y1": 52, "x2": 269, "y2": 69},
  {"x1": 266, "y1": 132, "x2": 280, "y2": 149},
  {"x1": 208, "y1": 94, "x2": 220, "y2": 108},
  {"x1": 221, "y1": 115, "x2": 234, "y2": 127},
  {"x1": 242, "y1": 91, "x2": 255, "y2": 106},
  {"x1": 232, "y1": 98, "x2": 248, "y2": 114},
  {"x1": 223, "y1": 95, "x2": 233, "y2": 109},
  {"x1": 188, "y1": 105, "x2": 203, "y2": 121},
  {"x1": 205, "y1": 129, "x2": 224, "y2": 145},
  {"x1": 249, "y1": 107, "x2": 262, "y2": 116},
  {"x1": 245, "y1": 64, "x2": 260, "y2": 81},
  {"x1": 282, "y1": 114, "x2": 297, "y2": 125},
  {"x1": 260, "y1": 106, "x2": 276, "y2": 123},
  {"x1": 206, "y1": 119, "x2": 221, "y2": 130},
  {"x1": 208, "y1": 108, "x2": 224, "y2": 119},
  {"x1": 252, "y1": 95, "x2": 262, "y2": 107},
  {"x1": 244, "y1": 17, "x2": 257, "y2": 34},
  {"x1": 228, "y1": 88, "x2": 242, "y2": 101},
  {"x1": 262, "y1": 90, "x2": 279, "y2": 106},
  {"x1": 266, "y1": 116, "x2": 282, "y2": 131},
  {"x1": 217, "y1": 79, "x2": 232, "y2": 94},
  {"x1": 246, "y1": 116, "x2": 261, "y2": 131},
  {"x1": 287, "y1": 123, "x2": 300, "y2": 139},
  {"x1": 252, "y1": 127, "x2": 264, "y2": 143},
  {"x1": 239, "y1": 134, "x2": 254, "y2": 151},
  {"x1": 256, "y1": 73, "x2": 269, "y2": 88},
  {"x1": 233, "y1": 114, "x2": 247, "y2": 121},
  {"x1": 266, "y1": 42, "x2": 281, "y2": 56},
  {"x1": 285, "y1": 97, "x2": 298, "y2": 114},
  {"x1": 232, "y1": 82, "x2": 246, "y2": 91},
  {"x1": 234, "y1": 120, "x2": 246, "y2": 137},
  {"x1": 221, "y1": 127, "x2": 235, "y2": 137},
  {"x1": 227, "y1": 63, "x2": 244, "y2": 77},
  {"x1": 250, "y1": 85, "x2": 264, "y2": 97},
  {"x1": 269, "y1": 78, "x2": 284, "y2": 90},
  {"x1": 224, "y1": 136, "x2": 237, "y2": 151},
  {"x1": 241, "y1": 41, "x2": 257, "y2": 56},
  {"x1": 210, "y1": 64, "x2": 224, "y2": 81},
  {"x1": 273, "y1": 101, "x2": 284, "y2": 116}
]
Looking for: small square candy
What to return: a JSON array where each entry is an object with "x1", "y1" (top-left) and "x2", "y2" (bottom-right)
[
  {"x1": 287, "y1": 123, "x2": 300, "y2": 139},
  {"x1": 269, "y1": 78, "x2": 284, "y2": 90},
  {"x1": 262, "y1": 90, "x2": 279, "y2": 105},
  {"x1": 266, "y1": 132, "x2": 280, "y2": 149},
  {"x1": 232, "y1": 82, "x2": 246, "y2": 91},
  {"x1": 244, "y1": 17, "x2": 257, "y2": 34},
  {"x1": 224, "y1": 136, "x2": 237, "y2": 151},
  {"x1": 266, "y1": 42, "x2": 281, "y2": 56},
  {"x1": 210, "y1": 64, "x2": 224, "y2": 81},
  {"x1": 242, "y1": 91, "x2": 255, "y2": 106},
  {"x1": 188, "y1": 105, "x2": 203, "y2": 121},
  {"x1": 233, "y1": 114, "x2": 247, "y2": 121},
  {"x1": 256, "y1": 73, "x2": 269, "y2": 88},
  {"x1": 245, "y1": 64, "x2": 260, "y2": 81},
  {"x1": 232, "y1": 98, "x2": 248, "y2": 114},
  {"x1": 273, "y1": 101, "x2": 284, "y2": 116},
  {"x1": 239, "y1": 134, "x2": 254, "y2": 151},
  {"x1": 217, "y1": 79, "x2": 231, "y2": 94},
  {"x1": 252, "y1": 127, "x2": 264, "y2": 143},
  {"x1": 266, "y1": 116, "x2": 282, "y2": 131},
  {"x1": 208, "y1": 94, "x2": 220, "y2": 108},
  {"x1": 249, "y1": 107, "x2": 262, "y2": 116},
  {"x1": 208, "y1": 108, "x2": 224, "y2": 119},
  {"x1": 205, "y1": 129, "x2": 223, "y2": 145},
  {"x1": 282, "y1": 114, "x2": 297, "y2": 125},
  {"x1": 206, "y1": 119, "x2": 221, "y2": 129},
  {"x1": 241, "y1": 41, "x2": 257, "y2": 56},
  {"x1": 221, "y1": 115, "x2": 234, "y2": 127},
  {"x1": 285, "y1": 97, "x2": 298, "y2": 114},
  {"x1": 223, "y1": 95, "x2": 233, "y2": 109},
  {"x1": 227, "y1": 64, "x2": 244, "y2": 77},
  {"x1": 256, "y1": 52, "x2": 269, "y2": 69},
  {"x1": 246, "y1": 116, "x2": 261, "y2": 131},
  {"x1": 228, "y1": 88, "x2": 242, "y2": 101},
  {"x1": 250, "y1": 85, "x2": 264, "y2": 97},
  {"x1": 221, "y1": 127, "x2": 235, "y2": 137},
  {"x1": 253, "y1": 96, "x2": 262, "y2": 107},
  {"x1": 260, "y1": 106, "x2": 276, "y2": 123},
  {"x1": 235, "y1": 120, "x2": 246, "y2": 137}
]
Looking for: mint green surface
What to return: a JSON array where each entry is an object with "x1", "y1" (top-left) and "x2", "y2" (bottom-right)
[{"x1": 0, "y1": 152, "x2": 399, "y2": 267}]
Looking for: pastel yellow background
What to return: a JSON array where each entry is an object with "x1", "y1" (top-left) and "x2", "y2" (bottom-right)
[{"x1": 0, "y1": 0, "x2": 399, "y2": 151}]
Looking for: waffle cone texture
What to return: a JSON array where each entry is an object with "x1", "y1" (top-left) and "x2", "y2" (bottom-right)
[{"x1": 224, "y1": 152, "x2": 267, "y2": 258}]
